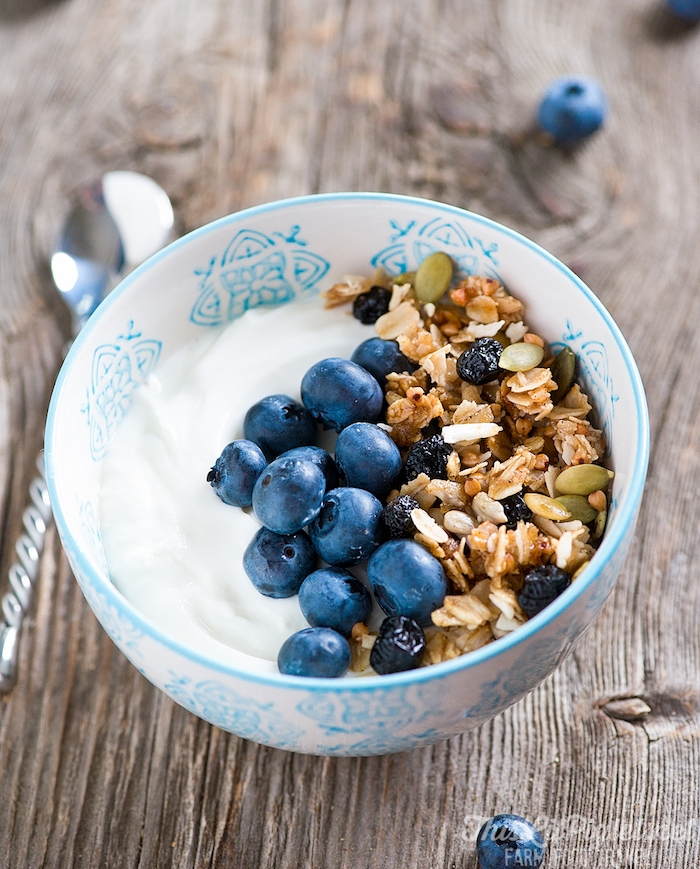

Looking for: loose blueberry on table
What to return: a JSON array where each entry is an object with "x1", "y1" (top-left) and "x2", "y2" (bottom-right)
[
  {"x1": 666, "y1": 0, "x2": 700, "y2": 21},
  {"x1": 538, "y1": 74, "x2": 607, "y2": 143},
  {"x1": 476, "y1": 814, "x2": 545, "y2": 869}
]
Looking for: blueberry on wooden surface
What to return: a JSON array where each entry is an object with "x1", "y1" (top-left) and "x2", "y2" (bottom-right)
[
  {"x1": 476, "y1": 814, "x2": 545, "y2": 869},
  {"x1": 538, "y1": 74, "x2": 607, "y2": 143},
  {"x1": 667, "y1": 0, "x2": 700, "y2": 20}
]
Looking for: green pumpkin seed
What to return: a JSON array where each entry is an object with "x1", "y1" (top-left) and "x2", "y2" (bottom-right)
[
  {"x1": 554, "y1": 464, "x2": 614, "y2": 496},
  {"x1": 523, "y1": 492, "x2": 572, "y2": 521},
  {"x1": 554, "y1": 494, "x2": 598, "y2": 524},
  {"x1": 499, "y1": 342, "x2": 544, "y2": 372},
  {"x1": 550, "y1": 346, "x2": 576, "y2": 404},
  {"x1": 394, "y1": 271, "x2": 416, "y2": 287},
  {"x1": 594, "y1": 509, "x2": 607, "y2": 539},
  {"x1": 414, "y1": 252, "x2": 453, "y2": 303}
]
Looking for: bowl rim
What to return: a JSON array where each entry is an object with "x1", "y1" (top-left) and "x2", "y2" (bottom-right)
[{"x1": 45, "y1": 191, "x2": 650, "y2": 692}]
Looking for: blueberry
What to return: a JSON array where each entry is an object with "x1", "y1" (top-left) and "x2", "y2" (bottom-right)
[
  {"x1": 277, "y1": 627, "x2": 351, "y2": 677},
  {"x1": 352, "y1": 286, "x2": 391, "y2": 324},
  {"x1": 251, "y1": 455, "x2": 326, "y2": 534},
  {"x1": 404, "y1": 433, "x2": 452, "y2": 482},
  {"x1": 476, "y1": 814, "x2": 545, "y2": 869},
  {"x1": 308, "y1": 487, "x2": 384, "y2": 566},
  {"x1": 367, "y1": 539, "x2": 447, "y2": 627},
  {"x1": 500, "y1": 491, "x2": 533, "y2": 530},
  {"x1": 538, "y1": 75, "x2": 607, "y2": 144},
  {"x1": 381, "y1": 495, "x2": 420, "y2": 539},
  {"x1": 369, "y1": 615, "x2": 425, "y2": 675},
  {"x1": 667, "y1": 0, "x2": 700, "y2": 20},
  {"x1": 207, "y1": 440, "x2": 267, "y2": 507},
  {"x1": 350, "y1": 337, "x2": 414, "y2": 383},
  {"x1": 456, "y1": 337, "x2": 503, "y2": 385},
  {"x1": 298, "y1": 568, "x2": 372, "y2": 636},
  {"x1": 280, "y1": 445, "x2": 338, "y2": 491},
  {"x1": 243, "y1": 527, "x2": 316, "y2": 598},
  {"x1": 243, "y1": 394, "x2": 317, "y2": 459},
  {"x1": 517, "y1": 564, "x2": 571, "y2": 617},
  {"x1": 301, "y1": 357, "x2": 384, "y2": 432},
  {"x1": 334, "y1": 422, "x2": 402, "y2": 499}
]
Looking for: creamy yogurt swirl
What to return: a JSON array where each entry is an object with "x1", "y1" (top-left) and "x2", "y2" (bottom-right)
[{"x1": 99, "y1": 299, "x2": 371, "y2": 674}]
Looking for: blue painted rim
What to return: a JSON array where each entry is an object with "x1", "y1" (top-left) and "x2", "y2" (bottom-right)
[{"x1": 45, "y1": 192, "x2": 650, "y2": 694}]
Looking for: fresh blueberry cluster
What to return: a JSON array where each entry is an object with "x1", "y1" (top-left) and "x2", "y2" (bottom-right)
[
  {"x1": 207, "y1": 258, "x2": 608, "y2": 679},
  {"x1": 208, "y1": 339, "x2": 450, "y2": 678}
]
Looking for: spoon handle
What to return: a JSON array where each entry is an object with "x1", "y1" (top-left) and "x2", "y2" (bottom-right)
[{"x1": 0, "y1": 454, "x2": 52, "y2": 693}]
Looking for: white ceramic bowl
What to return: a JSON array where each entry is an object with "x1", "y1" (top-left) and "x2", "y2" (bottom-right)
[{"x1": 45, "y1": 193, "x2": 649, "y2": 756}]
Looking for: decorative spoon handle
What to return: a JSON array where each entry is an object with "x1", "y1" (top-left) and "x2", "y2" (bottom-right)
[{"x1": 0, "y1": 454, "x2": 53, "y2": 693}]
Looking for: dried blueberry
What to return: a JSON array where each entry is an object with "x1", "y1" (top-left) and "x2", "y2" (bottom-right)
[
  {"x1": 352, "y1": 286, "x2": 391, "y2": 324},
  {"x1": 404, "y1": 433, "x2": 452, "y2": 481},
  {"x1": 381, "y1": 495, "x2": 420, "y2": 539},
  {"x1": 456, "y1": 337, "x2": 503, "y2": 385},
  {"x1": 500, "y1": 491, "x2": 533, "y2": 530},
  {"x1": 370, "y1": 615, "x2": 426, "y2": 675},
  {"x1": 517, "y1": 564, "x2": 571, "y2": 617}
]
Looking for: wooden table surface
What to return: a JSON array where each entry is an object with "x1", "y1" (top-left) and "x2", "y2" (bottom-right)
[{"x1": 2, "y1": 0, "x2": 699, "y2": 866}]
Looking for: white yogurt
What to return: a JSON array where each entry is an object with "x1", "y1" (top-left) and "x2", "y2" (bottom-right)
[{"x1": 99, "y1": 298, "x2": 372, "y2": 674}]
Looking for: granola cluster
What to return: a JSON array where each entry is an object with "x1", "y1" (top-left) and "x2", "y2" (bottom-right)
[{"x1": 323, "y1": 268, "x2": 610, "y2": 671}]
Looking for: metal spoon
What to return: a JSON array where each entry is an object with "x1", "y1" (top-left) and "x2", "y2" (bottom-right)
[{"x1": 0, "y1": 171, "x2": 174, "y2": 693}]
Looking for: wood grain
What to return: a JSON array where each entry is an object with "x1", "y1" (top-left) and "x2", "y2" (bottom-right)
[{"x1": 1, "y1": 0, "x2": 700, "y2": 866}]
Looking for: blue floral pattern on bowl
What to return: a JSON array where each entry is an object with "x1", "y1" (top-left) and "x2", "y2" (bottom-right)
[
  {"x1": 162, "y1": 673, "x2": 305, "y2": 750},
  {"x1": 190, "y1": 226, "x2": 330, "y2": 326},
  {"x1": 84, "y1": 321, "x2": 161, "y2": 460},
  {"x1": 371, "y1": 215, "x2": 503, "y2": 282}
]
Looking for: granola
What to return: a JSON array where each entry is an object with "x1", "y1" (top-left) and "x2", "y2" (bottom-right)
[{"x1": 328, "y1": 263, "x2": 612, "y2": 671}]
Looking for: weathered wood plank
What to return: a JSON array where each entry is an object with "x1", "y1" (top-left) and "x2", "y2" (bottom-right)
[{"x1": 1, "y1": 0, "x2": 700, "y2": 866}]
